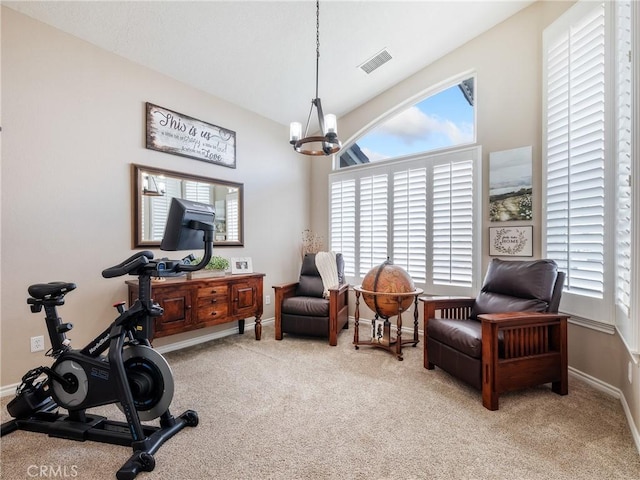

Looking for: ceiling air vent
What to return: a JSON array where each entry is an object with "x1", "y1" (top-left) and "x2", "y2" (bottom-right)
[{"x1": 359, "y1": 49, "x2": 392, "y2": 75}]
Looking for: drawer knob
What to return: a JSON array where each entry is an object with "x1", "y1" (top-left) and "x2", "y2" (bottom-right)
[
  {"x1": 211, "y1": 299, "x2": 217, "y2": 304},
  {"x1": 210, "y1": 312, "x2": 217, "y2": 316}
]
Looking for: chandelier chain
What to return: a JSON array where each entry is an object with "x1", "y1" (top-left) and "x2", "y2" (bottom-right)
[{"x1": 315, "y1": 0, "x2": 320, "y2": 99}]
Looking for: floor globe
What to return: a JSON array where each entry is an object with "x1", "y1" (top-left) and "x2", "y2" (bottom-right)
[{"x1": 361, "y1": 259, "x2": 416, "y2": 319}]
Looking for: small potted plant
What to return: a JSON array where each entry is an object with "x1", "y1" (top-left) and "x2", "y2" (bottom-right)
[
  {"x1": 188, "y1": 255, "x2": 229, "y2": 279},
  {"x1": 206, "y1": 255, "x2": 230, "y2": 276}
]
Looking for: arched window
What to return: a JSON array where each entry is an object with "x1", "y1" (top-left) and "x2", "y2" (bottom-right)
[
  {"x1": 339, "y1": 77, "x2": 475, "y2": 168},
  {"x1": 330, "y1": 76, "x2": 481, "y2": 294}
]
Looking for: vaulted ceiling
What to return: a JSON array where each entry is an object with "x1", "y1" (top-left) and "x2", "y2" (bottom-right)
[{"x1": 5, "y1": 1, "x2": 534, "y2": 127}]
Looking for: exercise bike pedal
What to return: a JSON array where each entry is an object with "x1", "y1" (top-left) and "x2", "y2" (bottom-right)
[{"x1": 6, "y1": 380, "x2": 55, "y2": 419}]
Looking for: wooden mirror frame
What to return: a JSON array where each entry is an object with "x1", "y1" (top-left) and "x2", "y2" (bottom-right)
[{"x1": 132, "y1": 164, "x2": 244, "y2": 248}]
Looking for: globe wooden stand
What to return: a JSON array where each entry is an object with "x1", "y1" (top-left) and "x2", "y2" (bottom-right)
[{"x1": 353, "y1": 286, "x2": 423, "y2": 361}]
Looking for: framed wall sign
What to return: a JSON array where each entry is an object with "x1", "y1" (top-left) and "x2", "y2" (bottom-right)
[
  {"x1": 489, "y1": 226, "x2": 533, "y2": 257},
  {"x1": 145, "y1": 102, "x2": 236, "y2": 169}
]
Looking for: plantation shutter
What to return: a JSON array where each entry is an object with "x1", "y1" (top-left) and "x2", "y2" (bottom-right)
[
  {"x1": 615, "y1": 0, "x2": 636, "y2": 349},
  {"x1": 359, "y1": 174, "x2": 388, "y2": 276},
  {"x1": 329, "y1": 145, "x2": 480, "y2": 295},
  {"x1": 330, "y1": 179, "x2": 356, "y2": 277},
  {"x1": 226, "y1": 191, "x2": 239, "y2": 241},
  {"x1": 183, "y1": 181, "x2": 211, "y2": 204},
  {"x1": 544, "y1": 1, "x2": 606, "y2": 315},
  {"x1": 432, "y1": 159, "x2": 474, "y2": 287},
  {"x1": 392, "y1": 168, "x2": 427, "y2": 283}
]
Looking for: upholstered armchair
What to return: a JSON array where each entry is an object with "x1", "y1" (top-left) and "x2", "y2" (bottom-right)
[
  {"x1": 421, "y1": 259, "x2": 568, "y2": 410},
  {"x1": 273, "y1": 253, "x2": 349, "y2": 346}
]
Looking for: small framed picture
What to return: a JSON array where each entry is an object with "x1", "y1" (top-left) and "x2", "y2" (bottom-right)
[
  {"x1": 231, "y1": 257, "x2": 253, "y2": 274},
  {"x1": 489, "y1": 226, "x2": 533, "y2": 257}
]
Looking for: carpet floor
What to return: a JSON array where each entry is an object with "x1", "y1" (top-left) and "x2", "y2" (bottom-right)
[{"x1": 1, "y1": 322, "x2": 639, "y2": 480}]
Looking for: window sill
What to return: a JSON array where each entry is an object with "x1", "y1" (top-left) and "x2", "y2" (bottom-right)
[{"x1": 566, "y1": 314, "x2": 615, "y2": 335}]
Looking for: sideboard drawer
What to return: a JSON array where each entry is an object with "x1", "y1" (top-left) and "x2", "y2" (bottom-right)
[
  {"x1": 197, "y1": 285, "x2": 229, "y2": 298},
  {"x1": 197, "y1": 303, "x2": 229, "y2": 324}
]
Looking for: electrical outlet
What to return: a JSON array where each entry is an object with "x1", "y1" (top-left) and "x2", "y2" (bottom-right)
[
  {"x1": 265, "y1": 295, "x2": 271, "y2": 305},
  {"x1": 629, "y1": 361, "x2": 633, "y2": 384},
  {"x1": 30, "y1": 335, "x2": 45, "y2": 353}
]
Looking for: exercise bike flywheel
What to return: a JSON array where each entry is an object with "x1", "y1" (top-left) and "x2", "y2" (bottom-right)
[
  {"x1": 51, "y1": 360, "x2": 89, "y2": 408},
  {"x1": 120, "y1": 345, "x2": 174, "y2": 421}
]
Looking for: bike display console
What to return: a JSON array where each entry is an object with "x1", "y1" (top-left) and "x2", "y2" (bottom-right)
[{"x1": 126, "y1": 273, "x2": 265, "y2": 340}]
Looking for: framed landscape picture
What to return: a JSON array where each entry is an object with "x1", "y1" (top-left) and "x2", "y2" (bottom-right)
[{"x1": 489, "y1": 146, "x2": 532, "y2": 222}]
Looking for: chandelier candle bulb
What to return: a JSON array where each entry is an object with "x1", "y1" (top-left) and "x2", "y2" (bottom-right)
[
  {"x1": 324, "y1": 114, "x2": 337, "y2": 134},
  {"x1": 289, "y1": 122, "x2": 302, "y2": 142}
]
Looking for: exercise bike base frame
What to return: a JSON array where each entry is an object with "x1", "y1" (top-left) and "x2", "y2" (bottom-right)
[{"x1": 1, "y1": 407, "x2": 198, "y2": 480}]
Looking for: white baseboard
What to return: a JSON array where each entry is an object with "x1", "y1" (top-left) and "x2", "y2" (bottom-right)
[
  {"x1": 1, "y1": 382, "x2": 18, "y2": 398},
  {"x1": 154, "y1": 317, "x2": 273, "y2": 355}
]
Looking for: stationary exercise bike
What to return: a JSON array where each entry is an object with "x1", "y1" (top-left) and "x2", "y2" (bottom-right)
[{"x1": 1, "y1": 198, "x2": 216, "y2": 480}]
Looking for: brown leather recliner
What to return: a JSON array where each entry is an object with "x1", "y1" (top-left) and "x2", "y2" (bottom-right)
[
  {"x1": 273, "y1": 253, "x2": 349, "y2": 346},
  {"x1": 421, "y1": 259, "x2": 568, "y2": 410}
]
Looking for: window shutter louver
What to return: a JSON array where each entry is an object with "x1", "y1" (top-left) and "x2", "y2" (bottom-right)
[
  {"x1": 392, "y1": 168, "x2": 427, "y2": 283},
  {"x1": 330, "y1": 179, "x2": 356, "y2": 277},
  {"x1": 432, "y1": 159, "x2": 474, "y2": 287},
  {"x1": 359, "y1": 174, "x2": 388, "y2": 276}
]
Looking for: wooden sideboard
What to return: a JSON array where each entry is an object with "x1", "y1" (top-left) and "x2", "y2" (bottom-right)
[{"x1": 126, "y1": 272, "x2": 265, "y2": 340}]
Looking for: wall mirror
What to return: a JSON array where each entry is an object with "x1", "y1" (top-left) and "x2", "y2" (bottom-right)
[{"x1": 132, "y1": 164, "x2": 243, "y2": 248}]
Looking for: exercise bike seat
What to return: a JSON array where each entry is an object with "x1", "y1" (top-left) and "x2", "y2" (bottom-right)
[{"x1": 28, "y1": 282, "x2": 76, "y2": 300}]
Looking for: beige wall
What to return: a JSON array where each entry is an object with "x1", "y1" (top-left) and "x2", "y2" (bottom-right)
[
  {"x1": 311, "y1": 0, "x2": 639, "y2": 443},
  {"x1": 1, "y1": 7, "x2": 311, "y2": 386},
  {"x1": 2, "y1": 1, "x2": 638, "y2": 448}
]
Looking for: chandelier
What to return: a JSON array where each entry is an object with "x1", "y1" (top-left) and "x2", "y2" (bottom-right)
[{"x1": 289, "y1": 1, "x2": 341, "y2": 156}]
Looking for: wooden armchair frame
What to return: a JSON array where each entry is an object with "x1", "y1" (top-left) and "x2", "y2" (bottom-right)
[
  {"x1": 273, "y1": 282, "x2": 349, "y2": 346},
  {"x1": 422, "y1": 297, "x2": 568, "y2": 410}
]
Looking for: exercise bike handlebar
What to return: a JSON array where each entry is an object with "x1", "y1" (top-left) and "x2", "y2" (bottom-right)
[
  {"x1": 101, "y1": 222, "x2": 214, "y2": 279},
  {"x1": 102, "y1": 251, "x2": 153, "y2": 279}
]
